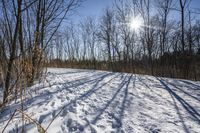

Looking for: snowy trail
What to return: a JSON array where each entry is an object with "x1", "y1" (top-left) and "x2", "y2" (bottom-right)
[{"x1": 0, "y1": 68, "x2": 200, "y2": 133}]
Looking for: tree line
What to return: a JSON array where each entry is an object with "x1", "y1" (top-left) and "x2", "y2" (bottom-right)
[
  {"x1": 47, "y1": 0, "x2": 200, "y2": 80},
  {"x1": 0, "y1": 0, "x2": 200, "y2": 105}
]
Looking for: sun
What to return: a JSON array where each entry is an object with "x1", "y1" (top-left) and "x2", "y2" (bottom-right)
[{"x1": 130, "y1": 16, "x2": 142, "y2": 30}]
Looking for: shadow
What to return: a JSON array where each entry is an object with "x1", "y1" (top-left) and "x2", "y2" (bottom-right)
[
  {"x1": 10, "y1": 71, "x2": 115, "y2": 131},
  {"x1": 7, "y1": 122, "x2": 35, "y2": 133},
  {"x1": 34, "y1": 71, "x2": 106, "y2": 92},
  {"x1": 116, "y1": 74, "x2": 132, "y2": 133},
  {"x1": 168, "y1": 89, "x2": 190, "y2": 133},
  {"x1": 24, "y1": 72, "x2": 111, "y2": 107},
  {"x1": 45, "y1": 72, "x2": 120, "y2": 129},
  {"x1": 163, "y1": 80, "x2": 200, "y2": 102},
  {"x1": 81, "y1": 74, "x2": 132, "y2": 132},
  {"x1": 53, "y1": 72, "x2": 108, "y2": 92},
  {"x1": 89, "y1": 74, "x2": 128, "y2": 124},
  {"x1": 157, "y1": 77, "x2": 200, "y2": 125},
  {"x1": 2, "y1": 72, "x2": 119, "y2": 132},
  {"x1": 137, "y1": 76, "x2": 164, "y2": 99},
  {"x1": 0, "y1": 72, "x2": 116, "y2": 128},
  {"x1": 0, "y1": 102, "x2": 22, "y2": 120},
  {"x1": 43, "y1": 71, "x2": 105, "y2": 87},
  {"x1": 137, "y1": 76, "x2": 152, "y2": 90},
  {"x1": 178, "y1": 80, "x2": 200, "y2": 91},
  {"x1": 55, "y1": 70, "x2": 87, "y2": 76},
  {"x1": 127, "y1": 75, "x2": 137, "y2": 97}
]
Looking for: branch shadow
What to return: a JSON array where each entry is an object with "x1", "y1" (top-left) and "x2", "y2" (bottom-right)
[
  {"x1": 163, "y1": 80, "x2": 200, "y2": 102},
  {"x1": 178, "y1": 80, "x2": 200, "y2": 91},
  {"x1": 55, "y1": 70, "x2": 87, "y2": 76},
  {"x1": 25, "y1": 72, "x2": 111, "y2": 107},
  {"x1": 82, "y1": 74, "x2": 128, "y2": 127},
  {"x1": 44, "y1": 72, "x2": 120, "y2": 129},
  {"x1": 0, "y1": 72, "x2": 116, "y2": 131},
  {"x1": 81, "y1": 74, "x2": 133, "y2": 132},
  {"x1": 3, "y1": 72, "x2": 119, "y2": 132},
  {"x1": 157, "y1": 78, "x2": 200, "y2": 129},
  {"x1": 168, "y1": 89, "x2": 190, "y2": 133},
  {"x1": 116, "y1": 74, "x2": 132, "y2": 133},
  {"x1": 42, "y1": 71, "x2": 106, "y2": 90},
  {"x1": 136, "y1": 76, "x2": 164, "y2": 99}
]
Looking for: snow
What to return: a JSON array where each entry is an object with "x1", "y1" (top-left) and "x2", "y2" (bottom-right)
[{"x1": 0, "y1": 68, "x2": 200, "y2": 133}]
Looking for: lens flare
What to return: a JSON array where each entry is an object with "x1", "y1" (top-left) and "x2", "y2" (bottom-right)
[{"x1": 130, "y1": 17, "x2": 142, "y2": 30}]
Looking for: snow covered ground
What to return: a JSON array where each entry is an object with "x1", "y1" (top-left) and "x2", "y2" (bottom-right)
[{"x1": 0, "y1": 68, "x2": 200, "y2": 133}]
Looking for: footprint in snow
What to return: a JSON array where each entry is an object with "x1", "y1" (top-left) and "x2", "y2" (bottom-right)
[
  {"x1": 51, "y1": 101, "x2": 55, "y2": 107},
  {"x1": 97, "y1": 124, "x2": 106, "y2": 129},
  {"x1": 43, "y1": 107, "x2": 48, "y2": 111},
  {"x1": 60, "y1": 108, "x2": 68, "y2": 117},
  {"x1": 146, "y1": 124, "x2": 161, "y2": 133},
  {"x1": 52, "y1": 110, "x2": 56, "y2": 118},
  {"x1": 60, "y1": 99, "x2": 64, "y2": 103},
  {"x1": 62, "y1": 118, "x2": 84, "y2": 132}
]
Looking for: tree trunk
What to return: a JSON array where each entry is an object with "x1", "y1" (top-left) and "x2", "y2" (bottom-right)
[{"x1": 3, "y1": 0, "x2": 22, "y2": 103}]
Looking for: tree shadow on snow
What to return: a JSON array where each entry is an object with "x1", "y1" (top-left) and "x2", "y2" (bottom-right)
[
  {"x1": 157, "y1": 77, "x2": 200, "y2": 133},
  {"x1": 81, "y1": 74, "x2": 133, "y2": 132},
  {"x1": 0, "y1": 72, "x2": 117, "y2": 132},
  {"x1": 25, "y1": 72, "x2": 111, "y2": 107},
  {"x1": 44, "y1": 71, "x2": 105, "y2": 89},
  {"x1": 55, "y1": 70, "x2": 87, "y2": 76},
  {"x1": 116, "y1": 74, "x2": 133, "y2": 133},
  {"x1": 163, "y1": 80, "x2": 200, "y2": 103},
  {"x1": 178, "y1": 80, "x2": 200, "y2": 91},
  {"x1": 41, "y1": 72, "x2": 119, "y2": 129}
]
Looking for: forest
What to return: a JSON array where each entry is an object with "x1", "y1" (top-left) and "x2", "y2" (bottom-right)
[
  {"x1": 0, "y1": 0, "x2": 200, "y2": 132},
  {"x1": 46, "y1": 0, "x2": 200, "y2": 81},
  {"x1": 1, "y1": 0, "x2": 200, "y2": 105}
]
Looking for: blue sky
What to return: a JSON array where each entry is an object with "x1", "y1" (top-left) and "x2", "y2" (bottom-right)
[
  {"x1": 71, "y1": 0, "x2": 114, "y2": 23},
  {"x1": 190, "y1": 0, "x2": 200, "y2": 9},
  {"x1": 78, "y1": 0, "x2": 114, "y2": 17},
  {"x1": 71, "y1": 0, "x2": 200, "y2": 23}
]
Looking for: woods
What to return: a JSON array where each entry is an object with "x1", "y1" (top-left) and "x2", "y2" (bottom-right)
[
  {"x1": 47, "y1": 0, "x2": 200, "y2": 80},
  {"x1": 0, "y1": 0, "x2": 81, "y2": 104},
  {"x1": 0, "y1": 0, "x2": 200, "y2": 104},
  {"x1": 0, "y1": 0, "x2": 200, "y2": 132}
]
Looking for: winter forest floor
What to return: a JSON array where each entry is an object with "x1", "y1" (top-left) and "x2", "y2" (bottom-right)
[{"x1": 0, "y1": 68, "x2": 200, "y2": 133}]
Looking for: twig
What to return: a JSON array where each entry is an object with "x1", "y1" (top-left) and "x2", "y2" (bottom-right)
[
  {"x1": 16, "y1": 109, "x2": 46, "y2": 132},
  {"x1": 2, "y1": 109, "x2": 46, "y2": 133},
  {"x1": 2, "y1": 109, "x2": 17, "y2": 133}
]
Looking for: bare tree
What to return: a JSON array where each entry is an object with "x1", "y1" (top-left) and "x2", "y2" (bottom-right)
[
  {"x1": 179, "y1": 0, "x2": 188, "y2": 52},
  {"x1": 138, "y1": 0, "x2": 154, "y2": 74},
  {"x1": 2, "y1": 0, "x2": 22, "y2": 103},
  {"x1": 157, "y1": 0, "x2": 172, "y2": 75},
  {"x1": 0, "y1": 0, "x2": 82, "y2": 103},
  {"x1": 81, "y1": 17, "x2": 97, "y2": 68},
  {"x1": 115, "y1": 0, "x2": 132, "y2": 71},
  {"x1": 99, "y1": 8, "x2": 116, "y2": 70}
]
